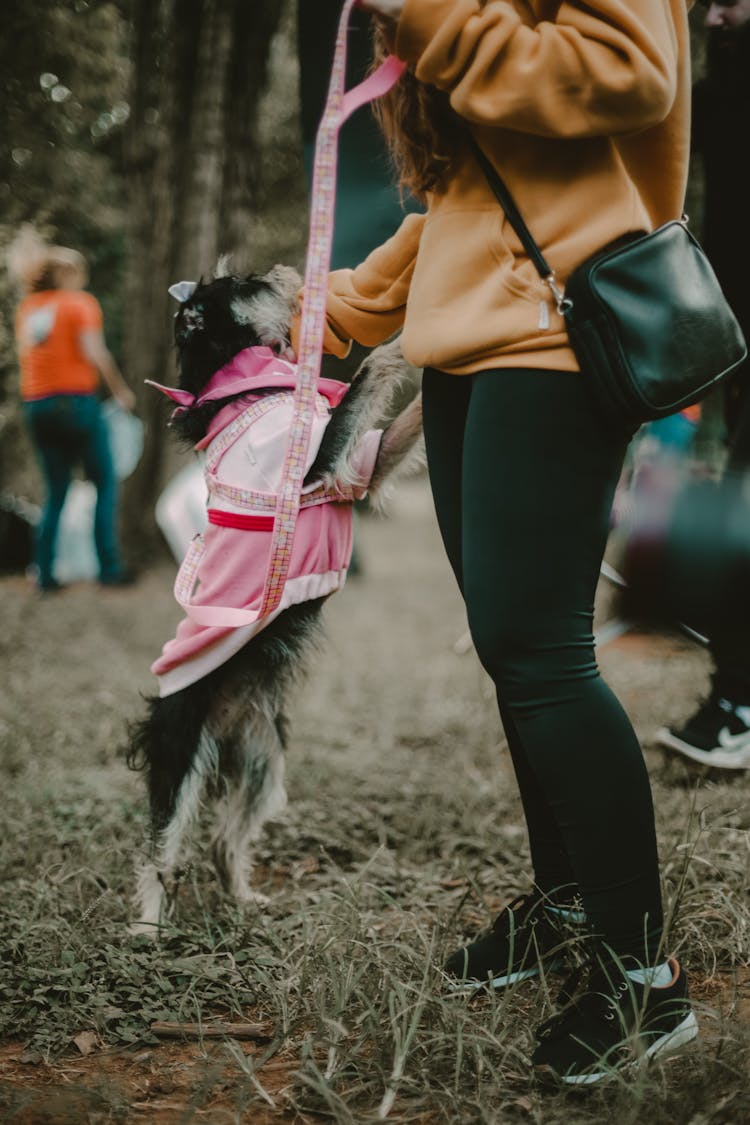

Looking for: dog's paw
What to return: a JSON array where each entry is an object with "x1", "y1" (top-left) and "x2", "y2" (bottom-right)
[
  {"x1": 128, "y1": 919, "x2": 162, "y2": 938},
  {"x1": 235, "y1": 886, "x2": 272, "y2": 908}
]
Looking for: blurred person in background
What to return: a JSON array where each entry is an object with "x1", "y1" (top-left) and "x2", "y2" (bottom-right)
[
  {"x1": 655, "y1": 0, "x2": 750, "y2": 769},
  {"x1": 8, "y1": 228, "x2": 136, "y2": 592},
  {"x1": 319, "y1": 0, "x2": 699, "y2": 1086}
]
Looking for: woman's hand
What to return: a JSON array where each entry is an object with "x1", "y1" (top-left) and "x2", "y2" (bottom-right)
[
  {"x1": 357, "y1": 0, "x2": 404, "y2": 20},
  {"x1": 81, "y1": 328, "x2": 136, "y2": 411},
  {"x1": 113, "y1": 385, "x2": 137, "y2": 412}
]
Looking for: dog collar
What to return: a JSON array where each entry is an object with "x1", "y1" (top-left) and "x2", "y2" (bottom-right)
[{"x1": 146, "y1": 345, "x2": 349, "y2": 414}]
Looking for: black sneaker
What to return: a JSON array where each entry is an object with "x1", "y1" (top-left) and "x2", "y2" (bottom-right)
[
  {"x1": 533, "y1": 955, "x2": 698, "y2": 1086},
  {"x1": 99, "y1": 568, "x2": 137, "y2": 588},
  {"x1": 656, "y1": 692, "x2": 750, "y2": 770},
  {"x1": 37, "y1": 578, "x2": 66, "y2": 594},
  {"x1": 443, "y1": 892, "x2": 576, "y2": 992}
]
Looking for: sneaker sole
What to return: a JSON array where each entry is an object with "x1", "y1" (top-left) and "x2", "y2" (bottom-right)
[
  {"x1": 545, "y1": 1010, "x2": 699, "y2": 1087},
  {"x1": 445, "y1": 958, "x2": 568, "y2": 994},
  {"x1": 445, "y1": 962, "x2": 565, "y2": 994},
  {"x1": 655, "y1": 728, "x2": 750, "y2": 770}
]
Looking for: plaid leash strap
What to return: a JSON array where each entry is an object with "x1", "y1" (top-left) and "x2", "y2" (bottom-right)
[
  {"x1": 257, "y1": 0, "x2": 405, "y2": 620},
  {"x1": 175, "y1": 1, "x2": 405, "y2": 628}
]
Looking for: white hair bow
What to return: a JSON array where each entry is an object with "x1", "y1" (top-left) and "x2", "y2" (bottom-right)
[{"x1": 168, "y1": 280, "x2": 198, "y2": 303}]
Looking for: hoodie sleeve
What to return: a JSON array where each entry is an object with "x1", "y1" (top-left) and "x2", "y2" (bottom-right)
[
  {"x1": 394, "y1": 0, "x2": 679, "y2": 139},
  {"x1": 325, "y1": 212, "x2": 426, "y2": 348}
]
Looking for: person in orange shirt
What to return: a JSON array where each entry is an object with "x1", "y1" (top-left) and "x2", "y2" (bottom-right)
[
  {"x1": 9, "y1": 230, "x2": 135, "y2": 591},
  {"x1": 319, "y1": 0, "x2": 698, "y2": 1085}
]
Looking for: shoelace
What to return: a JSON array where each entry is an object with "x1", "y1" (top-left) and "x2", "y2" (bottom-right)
[
  {"x1": 537, "y1": 962, "x2": 630, "y2": 1041},
  {"x1": 490, "y1": 892, "x2": 540, "y2": 934}
]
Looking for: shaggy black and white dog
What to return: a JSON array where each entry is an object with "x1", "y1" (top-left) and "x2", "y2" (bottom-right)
[{"x1": 128, "y1": 263, "x2": 422, "y2": 931}]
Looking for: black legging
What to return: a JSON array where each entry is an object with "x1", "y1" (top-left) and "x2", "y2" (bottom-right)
[{"x1": 422, "y1": 366, "x2": 663, "y2": 961}]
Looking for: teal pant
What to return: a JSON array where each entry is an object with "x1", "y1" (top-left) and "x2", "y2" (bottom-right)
[
  {"x1": 422, "y1": 366, "x2": 663, "y2": 960},
  {"x1": 25, "y1": 394, "x2": 122, "y2": 586}
]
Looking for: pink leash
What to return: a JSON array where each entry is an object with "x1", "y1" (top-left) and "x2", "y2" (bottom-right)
[{"x1": 176, "y1": 1, "x2": 405, "y2": 628}]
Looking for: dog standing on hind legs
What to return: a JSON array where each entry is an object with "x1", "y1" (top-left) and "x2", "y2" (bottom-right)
[{"x1": 128, "y1": 262, "x2": 423, "y2": 933}]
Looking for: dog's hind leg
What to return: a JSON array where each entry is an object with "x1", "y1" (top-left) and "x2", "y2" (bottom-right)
[
  {"x1": 210, "y1": 708, "x2": 287, "y2": 906},
  {"x1": 130, "y1": 697, "x2": 219, "y2": 934},
  {"x1": 204, "y1": 602, "x2": 322, "y2": 906},
  {"x1": 132, "y1": 726, "x2": 219, "y2": 933}
]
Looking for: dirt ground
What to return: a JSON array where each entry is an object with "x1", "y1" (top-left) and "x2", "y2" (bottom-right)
[
  {"x1": 1, "y1": 475, "x2": 748, "y2": 1124},
  {"x1": 3, "y1": 971, "x2": 750, "y2": 1125}
]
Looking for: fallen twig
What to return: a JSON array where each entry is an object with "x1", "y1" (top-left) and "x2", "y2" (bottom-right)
[{"x1": 150, "y1": 1021, "x2": 271, "y2": 1041}]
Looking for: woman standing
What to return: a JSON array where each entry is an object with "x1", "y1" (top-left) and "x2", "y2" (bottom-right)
[
  {"x1": 321, "y1": 0, "x2": 697, "y2": 1085},
  {"x1": 10, "y1": 231, "x2": 135, "y2": 591}
]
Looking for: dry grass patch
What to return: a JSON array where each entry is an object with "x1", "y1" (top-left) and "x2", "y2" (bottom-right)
[{"x1": 1, "y1": 479, "x2": 748, "y2": 1122}]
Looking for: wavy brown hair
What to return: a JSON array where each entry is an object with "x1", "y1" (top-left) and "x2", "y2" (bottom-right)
[{"x1": 371, "y1": 23, "x2": 464, "y2": 202}]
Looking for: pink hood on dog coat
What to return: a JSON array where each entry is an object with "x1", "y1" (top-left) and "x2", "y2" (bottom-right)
[{"x1": 151, "y1": 355, "x2": 382, "y2": 697}]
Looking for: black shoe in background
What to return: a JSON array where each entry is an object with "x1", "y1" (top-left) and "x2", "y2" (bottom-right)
[
  {"x1": 656, "y1": 691, "x2": 750, "y2": 769},
  {"x1": 99, "y1": 568, "x2": 137, "y2": 588}
]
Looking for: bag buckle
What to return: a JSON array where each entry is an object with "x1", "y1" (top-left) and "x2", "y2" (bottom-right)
[{"x1": 545, "y1": 271, "x2": 573, "y2": 316}]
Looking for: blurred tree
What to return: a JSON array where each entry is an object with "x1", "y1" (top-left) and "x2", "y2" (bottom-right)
[
  {"x1": 0, "y1": 0, "x2": 128, "y2": 493},
  {"x1": 1, "y1": 0, "x2": 289, "y2": 562},
  {"x1": 120, "y1": 0, "x2": 284, "y2": 558}
]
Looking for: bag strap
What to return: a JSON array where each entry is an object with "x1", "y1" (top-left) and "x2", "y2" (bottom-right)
[{"x1": 467, "y1": 135, "x2": 571, "y2": 314}]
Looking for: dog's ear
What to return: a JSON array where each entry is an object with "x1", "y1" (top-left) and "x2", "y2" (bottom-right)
[
  {"x1": 214, "y1": 255, "x2": 232, "y2": 279},
  {"x1": 230, "y1": 294, "x2": 287, "y2": 352},
  {"x1": 264, "y1": 265, "x2": 302, "y2": 308},
  {"x1": 230, "y1": 268, "x2": 302, "y2": 353}
]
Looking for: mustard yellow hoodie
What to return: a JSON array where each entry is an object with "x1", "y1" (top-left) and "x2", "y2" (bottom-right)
[{"x1": 325, "y1": 0, "x2": 692, "y2": 375}]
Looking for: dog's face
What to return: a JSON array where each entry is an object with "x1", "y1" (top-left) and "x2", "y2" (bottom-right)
[{"x1": 173, "y1": 264, "x2": 301, "y2": 397}]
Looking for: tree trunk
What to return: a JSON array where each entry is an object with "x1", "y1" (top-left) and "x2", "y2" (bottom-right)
[{"x1": 121, "y1": 0, "x2": 284, "y2": 562}]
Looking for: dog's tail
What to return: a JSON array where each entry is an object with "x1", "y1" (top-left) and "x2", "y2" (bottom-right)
[
  {"x1": 127, "y1": 692, "x2": 198, "y2": 772},
  {"x1": 127, "y1": 680, "x2": 217, "y2": 833}
]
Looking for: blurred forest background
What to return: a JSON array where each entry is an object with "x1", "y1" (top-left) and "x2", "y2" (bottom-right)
[
  {"x1": 0, "y1": 0, "x2": 711, "y2": 562},
  {"x1": 0, "y1": 0, "x2": 307, "y2": 560}
]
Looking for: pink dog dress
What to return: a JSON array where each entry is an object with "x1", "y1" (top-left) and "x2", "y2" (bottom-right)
[{"x1": 150, "y1": 347, "x2": 382, "y2": 697}]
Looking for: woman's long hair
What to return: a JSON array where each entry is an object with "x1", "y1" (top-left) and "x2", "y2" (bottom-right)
[{"x1": 371, "y1": 23, "x2": 464, "y2": 202}]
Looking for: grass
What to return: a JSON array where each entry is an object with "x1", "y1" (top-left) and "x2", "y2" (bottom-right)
[{"x1": 1, "y1": 481, "x2": 749, "y2": 1122}]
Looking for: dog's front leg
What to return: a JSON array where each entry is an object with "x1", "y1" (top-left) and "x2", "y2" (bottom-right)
[{"x1": 305, "y1": 336, "x2": 414, "y2": 490}]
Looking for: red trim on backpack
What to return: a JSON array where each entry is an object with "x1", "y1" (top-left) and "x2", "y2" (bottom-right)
[{"x1": 207, "y1": 509, "x2": 274, "y2": 532}]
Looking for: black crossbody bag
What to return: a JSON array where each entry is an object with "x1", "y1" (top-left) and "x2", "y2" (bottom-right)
[{"x1": 470, "y1": 138, "x2": 747, "y2": 428}]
